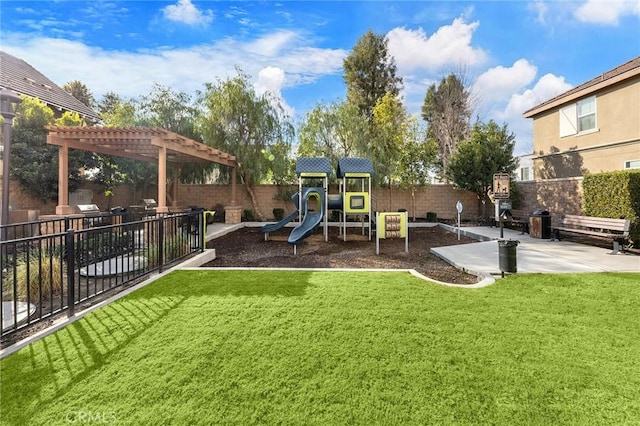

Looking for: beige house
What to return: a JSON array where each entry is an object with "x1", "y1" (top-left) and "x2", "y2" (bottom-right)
[{"x1": 523, "y1": 57, "x2": 640, "y2": 179}]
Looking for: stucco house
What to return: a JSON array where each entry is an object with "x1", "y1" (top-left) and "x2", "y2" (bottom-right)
[{"x1": 523, "y1": 57, "x2": 640, "y2": 180}]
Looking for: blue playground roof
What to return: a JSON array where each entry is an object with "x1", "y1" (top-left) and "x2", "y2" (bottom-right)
[
  {"x1": 295, "y1": 157, "x2": 332, "y2": 177},
  {"x1": 337, "y1": 158, "x2": 374, "y2": 177}
]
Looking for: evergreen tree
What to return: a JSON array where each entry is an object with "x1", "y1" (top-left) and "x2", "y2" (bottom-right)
[{"x1": 343, "y1": 29, "x2": 402, "y2": 120}]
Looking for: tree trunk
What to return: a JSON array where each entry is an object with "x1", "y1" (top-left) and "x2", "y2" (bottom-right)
[
  {"x1": 241, "y1": 165, "x2": 265, "y2": 221},
  {"x1": 411, "y1": 189, "x2": 416, "y2": 222}
]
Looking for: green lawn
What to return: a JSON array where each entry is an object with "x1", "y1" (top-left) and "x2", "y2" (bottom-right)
[{"x1": 2, "y1": 270, "x2": 639, "y2": 425}]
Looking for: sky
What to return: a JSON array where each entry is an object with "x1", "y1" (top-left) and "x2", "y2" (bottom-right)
[{"x1": 1, "y1": 0, "x2": 639, "y2": 155}]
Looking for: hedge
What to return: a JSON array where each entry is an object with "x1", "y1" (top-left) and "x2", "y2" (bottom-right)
[{"x1": 583, "y1": 170, "x2": 640, "y2": 248}]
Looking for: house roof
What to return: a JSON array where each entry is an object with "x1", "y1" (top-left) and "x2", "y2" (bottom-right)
[
  {"x1": 0, "y1": 51, "x2": 101, "y2": 121},
  {"x1": 523, "y1": 56, "x2": 640, "y2": 118}
]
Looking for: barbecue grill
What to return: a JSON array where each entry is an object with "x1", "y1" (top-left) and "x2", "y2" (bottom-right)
[
  {"x1": 74, "y1": 204, "x2": 108, "y2": 227},
  {"x1": 128, "y1": 199, "x2": 157, "y2": 221}
]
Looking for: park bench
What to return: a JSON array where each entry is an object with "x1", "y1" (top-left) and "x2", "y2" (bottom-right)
[
  {"x1": 505, "y1": 209, "x2": 530, "y2": 234},
  {"x1": 551, "y1": 214, "x2": 630, "y2": 254},
  {"x1": 490, "y1": 209, "x2": 530, "y2": 234}
]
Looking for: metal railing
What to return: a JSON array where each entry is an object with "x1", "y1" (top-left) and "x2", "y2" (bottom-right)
[{"x1": 0, "y1": 211, "x2": 204, "y2": 339}]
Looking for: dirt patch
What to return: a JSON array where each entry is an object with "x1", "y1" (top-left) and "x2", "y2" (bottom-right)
[{"x1": 204, "y1": 225, "x2": 479, "y2": 284}]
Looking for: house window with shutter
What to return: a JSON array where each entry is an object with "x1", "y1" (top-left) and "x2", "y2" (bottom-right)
[
  {"x1": 577, "y1": 96, "x2": 596, "y2": 132},
  {"x1": 559, "y1": 96, "x2": 597, "y2": 137}
]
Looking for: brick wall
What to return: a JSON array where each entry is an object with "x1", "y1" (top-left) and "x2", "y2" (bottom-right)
[
  {"x1": 3, "y1": 180, "x2": 483, "y2": 222},
  {"x1": 516, "y1": 177, "x2": 583, "y2": 224},
  {"x1": 178, "y1": 183, "x2": 481, "y2": 221}
]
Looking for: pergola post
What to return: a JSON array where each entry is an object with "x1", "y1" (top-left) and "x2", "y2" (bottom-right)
[
  {"x1": 55, "y1": 142, "x2": 73, "y2": 215},
  {"x1": 172, "y1": 166, "x2": 180, "y2": 207},
  {"x1": 156, "y1": 142, "x2": 168, "y2": 213}
]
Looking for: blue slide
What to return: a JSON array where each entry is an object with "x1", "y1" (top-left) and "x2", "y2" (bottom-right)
[
  {"x1": 288, "y1": 189, "x2": 324, "y2": 245},
  {"x1": 261, "y1": 193, "x2": 301, "y2": 234}
]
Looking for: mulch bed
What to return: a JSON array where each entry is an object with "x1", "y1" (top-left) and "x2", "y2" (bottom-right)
[{"x1": 204, "y1": 225, "x2": 479, "y2": 284}]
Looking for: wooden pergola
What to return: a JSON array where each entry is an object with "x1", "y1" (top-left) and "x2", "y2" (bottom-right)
[{"x1": 46, "y1": 126, "x2": 238, "y2": 215}]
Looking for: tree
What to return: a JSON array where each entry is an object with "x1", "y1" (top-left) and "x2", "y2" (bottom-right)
[
  {"x1": 97, "y1": 91, "x2": 124, "y2": 117},
  {"x1": 63, "y1": 80, "x2": 98, "y2": 124},
  {"x1": 198, "y1": 70, "x2": 295, "y2": 220},
  {"x1": 297, "y1": 100, "x2": 369, "y2": 175},
  {"x1": 393, "y1": 116, "x2": 438, "y2": 219},
  {"x1": 138, "y1": 84, "x2": 199, "y2": 140},
  {"x1": 421, "y1": 72, "x2": 473, "y2": 179},
  {"x1": 10, "y1": 97, "x2": 89, "y2": 202},
  {"x1": 96, "y1": 92, "x2": 156, "y2": 203},
  {"x1": 446, "y1": 120, "x2": 519, "y2": 217},
  {"x1": 343, "y1": 29, "x2": 402, "y2": 120},
  {"x1": 370, "y1": 92, "x2": 406, "y2": 187}
]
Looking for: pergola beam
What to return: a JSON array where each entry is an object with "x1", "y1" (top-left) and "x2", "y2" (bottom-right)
[{"x1": 46, "y1": 126, "x2": 238, "y2": 215}]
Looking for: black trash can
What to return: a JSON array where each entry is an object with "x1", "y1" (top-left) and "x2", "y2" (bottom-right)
[
  {"x1": 110, "y1": 206, "x2": 127, "y2": 224},
  {"x1": 498, "y1": 239, "x2": 519, "y2": 273},
  {"x1": 529, "y1": 209, "x2": 551, "y2": 239}
]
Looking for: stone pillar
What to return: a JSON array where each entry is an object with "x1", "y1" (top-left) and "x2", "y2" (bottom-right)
[{"x1": 224, "y1": 206, "x2": 242, "y2": 224}]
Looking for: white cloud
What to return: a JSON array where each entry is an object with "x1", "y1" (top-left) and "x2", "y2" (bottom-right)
[
  {"x1": 255, "y1": 66, "x2": 294, "y2": 116},
  {"x1": 162, "y1": 0, "x2": 213, "y2": 25},
  {"x1": 505, "y1": 73, "x2": 572, "y2": 118},
  {"x1": 246, "y1": 30, "x2": 298, "y2": 57},
  {"x1": 501, "y1": 73, "x2": 573, "y2": 155},
  {"x1": 386, "y1": 18, "x2": 487, "y2": 72},
  {"x1": 0, "y1": 31, "x2": 346, "y2": 107},
  {"x1": 473, "y1": 59, "x2": 538, "y2": 104},
  {"x1": 255, "y1": 66, "x2": 285, "y2": 96},
  {"x1": 527, "y1": 0, "x2": 549, "y2": 24},
  {"x1": 574, "y1": 0, "x2": 640, "y2": 25}
]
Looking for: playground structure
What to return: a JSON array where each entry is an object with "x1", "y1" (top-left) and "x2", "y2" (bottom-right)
[{"x1": 262, "y1": 157, "x2": 375, "y2": 252}]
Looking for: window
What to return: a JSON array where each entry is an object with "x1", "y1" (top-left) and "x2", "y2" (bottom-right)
[
  {"x1": 577, "y1": 96, "x2": 596, "y2": 132},
  {"x1": 520, "y1": 167, "x2": 531, "y2": 181},
  {"x1": 559, "y1": 96, "x2": 596, "y2": 137},
  {"x1": 625, "y1": 160, "x2": 640, "y2": 170}
]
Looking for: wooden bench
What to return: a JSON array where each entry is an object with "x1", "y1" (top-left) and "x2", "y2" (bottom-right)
[
  {"x1": 551, "y1": 214, "x2": 630, "y2": 254},
  {"x1": 505, "y1": 209, "x2": 530, "y2": 234},
  {"x1": 490, "y1": 209, "x2": 530, "y2": 234}
]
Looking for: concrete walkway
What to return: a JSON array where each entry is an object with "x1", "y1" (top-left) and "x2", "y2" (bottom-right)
[
  {"x1": 205, "y1": 222, "x2": 640, "y2": 277},
  {"x1": 433, "y1": 224, "x2": 640, "y2": 276}
]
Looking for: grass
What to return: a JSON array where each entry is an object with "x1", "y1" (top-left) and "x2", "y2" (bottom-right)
[{"x1": 1, "y1": 270, "x2": 640, "y2": 425}]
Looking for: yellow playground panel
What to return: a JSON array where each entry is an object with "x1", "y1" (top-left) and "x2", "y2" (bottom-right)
[
  {"x1": 376, "y1": 211, "x2": 408, "y2": 255},
  {"x1": 344, "y1": 192, "x2": 369, "y2": 214}
]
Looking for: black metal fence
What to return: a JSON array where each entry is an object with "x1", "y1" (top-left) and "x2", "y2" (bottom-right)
[{"x1": 0, "y1": 210, "x2": 204, "y2": 339}]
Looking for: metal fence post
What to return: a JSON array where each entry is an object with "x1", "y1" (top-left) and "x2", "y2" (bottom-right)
[
  {"x1": 199, "y1": 211, "x2": 204, "y2": 252},
  {"x1": 66, "y1": 228, "x2": 75, "y2": 317},
  {"x1": 158, "y1": 217, "x2": 164, "y2": 273}
]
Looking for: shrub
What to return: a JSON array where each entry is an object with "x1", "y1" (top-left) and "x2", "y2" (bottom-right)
[
  {"x1": 242, "y1": 209, "x2": 255, "y2": 222},
  {"x1": 273, "y1": 208, "x2": 285, "y2": 221},
  {"x1": 9, "y1": 252, "x2": 64, "y2": 301},
  {"x1": 583, "y1": 170, "x2": 640, "y2": 247},
  {"x1": 426, "y1": 212, "x2": 437, "y2": 222}
]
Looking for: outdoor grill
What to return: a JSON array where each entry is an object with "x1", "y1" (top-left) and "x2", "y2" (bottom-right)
[
  {"x1": 74, "y1": 204, "x2": 101, "y2": 215},
  {"x1": 74, "y1": 204, "x2": 109, "y2": 227},
  {"x1": 128, "y1": 199, "x2": 157, "y2": 221},
  {"x1": 140, "y1": 199, "x2": 157, "y2": 212}
]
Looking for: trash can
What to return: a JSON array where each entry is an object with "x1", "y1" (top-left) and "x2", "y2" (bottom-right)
[
  {"x1": 110, "y1": 206, "x2": 127, "y2": 225},
  {"x1": 529, "y1": 209, "x2": 551, "y2": 239},
  {"x1": 498, "y1": 239, "x2": 519, "y2": 273}
]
